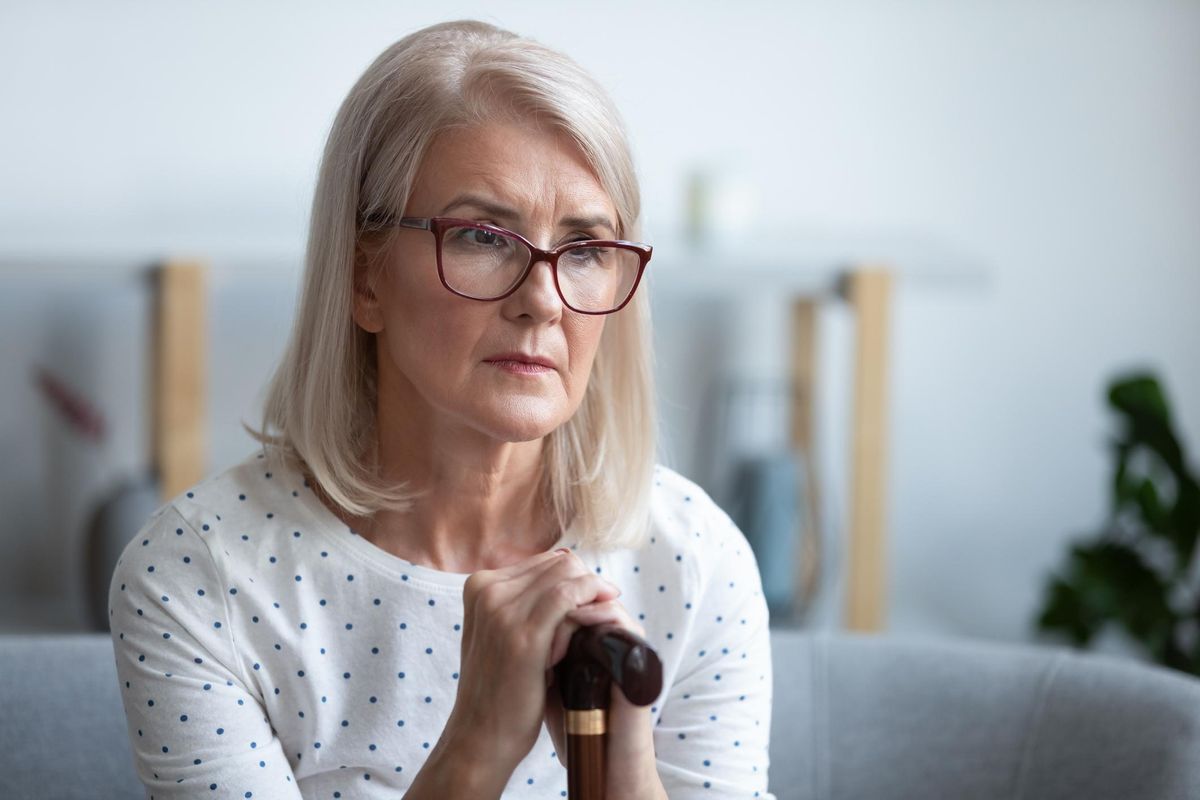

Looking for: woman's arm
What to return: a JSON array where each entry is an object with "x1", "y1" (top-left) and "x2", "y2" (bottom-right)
[
  {"x1": 108, "y1": 506, "x2": 303, "y2": 799},
  {"x1": 650, "y1": 510, "x2": 777, "y2": 799}
]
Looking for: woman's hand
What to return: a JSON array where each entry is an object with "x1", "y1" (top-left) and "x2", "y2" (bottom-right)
[
  {"x1": 443, "y1": 547, "x2": 623, "y2": 776},
  {"x1": 542, "y1": 567, "x2": 667, "y2": 800}
]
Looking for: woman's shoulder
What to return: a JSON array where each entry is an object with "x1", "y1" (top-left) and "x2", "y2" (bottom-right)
[
  {"x1": 649, "y1": 463, "x2": 736, "y2": 536},
  {"x1": 126, "y1": 448, "x2": 308, "y2": 551},
  {"x1": 646, "y1": 463, "x2": 757, "y2": 577}
]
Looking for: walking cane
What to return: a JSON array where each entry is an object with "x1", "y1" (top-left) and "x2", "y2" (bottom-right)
[{"x1": 554, "y1": 623, "x2": 664, "y2": 800}]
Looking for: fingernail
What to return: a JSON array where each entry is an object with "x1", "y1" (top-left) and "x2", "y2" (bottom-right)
[{"x1": 555, "y1": 547, "x2": 571, "y2": 555}]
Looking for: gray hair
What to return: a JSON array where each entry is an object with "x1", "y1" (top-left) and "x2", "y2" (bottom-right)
[{"x1": 247, "y1": 20, "x2": 658, "y2": 551}]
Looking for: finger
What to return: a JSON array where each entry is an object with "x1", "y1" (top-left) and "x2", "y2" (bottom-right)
[
  {"x1": 488, "y1": 545, "x2": 571, "y2": 583},
  {"x1": 464, "y1": 547, "x2": 571, "y2": 618},
  {"x1": 526, "y1": 570, "x2": 621, "y2": 635},
  {"x1": 566, "y1": 599, "x2": 646, "y2": 638}
]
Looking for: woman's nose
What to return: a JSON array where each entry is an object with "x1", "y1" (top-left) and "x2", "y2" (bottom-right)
[{"x1": 509, "y1": 257, "x2": 563, "y2": 316}]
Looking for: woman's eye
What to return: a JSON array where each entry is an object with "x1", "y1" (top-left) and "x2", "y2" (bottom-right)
[
  {"x1": 467, "y1": 229, "x2": 502, "y2": 246},
  {"x1": 563, "y1": 246, "x2": 607, "y2": 267}
]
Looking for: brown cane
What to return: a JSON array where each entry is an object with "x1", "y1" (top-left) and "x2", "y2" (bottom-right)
[{"x1": 554, "y1": 623, "x2": 664, "y2": 800}]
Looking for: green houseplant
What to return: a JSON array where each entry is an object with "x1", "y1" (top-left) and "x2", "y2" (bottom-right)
[{"x1": 1035, "y1": 372, "x2": 1200, "y2": 676}]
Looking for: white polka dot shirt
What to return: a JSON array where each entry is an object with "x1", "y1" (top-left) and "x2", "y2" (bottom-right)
[{"x1": 109, "y1": 448, "x2": 776, "y2": 798}]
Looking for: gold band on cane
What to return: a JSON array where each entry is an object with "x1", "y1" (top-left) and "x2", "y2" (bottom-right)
[{"x1": 565, "y1": 709, "x2": 606, "y2": 735}]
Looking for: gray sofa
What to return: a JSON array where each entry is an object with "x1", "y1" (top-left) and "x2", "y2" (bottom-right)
[{"x1": 2, "y1": 630, "x2": 1198, "y2": 799}]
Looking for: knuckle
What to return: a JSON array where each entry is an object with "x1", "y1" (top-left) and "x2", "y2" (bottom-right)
[
  {"x1": 549, "y1": 581, "x2": 578, "y2": 608},
  {"x1": 463, "y1": 571, "x2": 489, "y2": 599},
  {"x1": 473, "y1": 580, "x2": 505, "y2": 613}
]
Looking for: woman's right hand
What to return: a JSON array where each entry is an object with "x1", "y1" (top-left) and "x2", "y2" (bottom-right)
[{"x1": 444, "y1": 546, "x2": 622, "y2": 773}]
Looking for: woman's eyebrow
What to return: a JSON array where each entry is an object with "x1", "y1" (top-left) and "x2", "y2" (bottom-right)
[
  {"x1": 559, "y1": 214, "x2": 616, "y2": 237},
  {"x1": 439, "y1": 193, "x2": 616, "y2": 236},
  {"x1": 439, "y1": 193, "x2": 519, "y2": 222}
]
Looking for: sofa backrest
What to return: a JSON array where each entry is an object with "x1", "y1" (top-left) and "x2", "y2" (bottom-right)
[
  {"x1": 3, "y1": 630, "x2": 1199, "y2": 799},
  {"x1": 0, "y1": 634, "x2": 144, "y2": 799},
  {"x1": 768, "y1": 630, "x2": 1200, "y2": 800}
]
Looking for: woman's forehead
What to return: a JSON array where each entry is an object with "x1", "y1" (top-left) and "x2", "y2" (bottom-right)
[{"x1": 411, "y1": 121, "x2": 617, "y2": 229}]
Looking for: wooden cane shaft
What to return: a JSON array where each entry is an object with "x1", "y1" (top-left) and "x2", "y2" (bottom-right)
[{"x1": 566, "y1": 730, "x2": 605, "y2": 800}]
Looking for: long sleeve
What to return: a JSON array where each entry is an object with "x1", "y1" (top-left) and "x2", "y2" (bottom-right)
[
  {"x1": 652, "y1": 507, "x2": 776, "y2": 798},
  {"x1": 108, "y1": 504, "x2": 303, "y2": 799}
]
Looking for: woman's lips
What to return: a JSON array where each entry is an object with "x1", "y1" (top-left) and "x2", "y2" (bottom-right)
[{"x1": 486, "y1": 359, "x2": 553, "y2": 375}]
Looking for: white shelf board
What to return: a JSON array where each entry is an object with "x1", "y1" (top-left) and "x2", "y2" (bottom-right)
[
  {"x1": 645, "y1": 228, "x2": 991, "y2": 299},
  {"x1": 0, "y1": 227, "x2": 991, "y2": 295}
]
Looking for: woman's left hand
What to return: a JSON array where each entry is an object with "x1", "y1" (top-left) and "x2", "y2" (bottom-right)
[{"x1": 543, "y1": 593, "x2": 666, "y2": 800}]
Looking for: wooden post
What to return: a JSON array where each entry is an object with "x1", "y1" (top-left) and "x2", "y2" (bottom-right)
[
  {"x1": 844, "y1": 267, "x2": 892, "y2": 632},
  {"x1": 151, "y1": 260, "x2": 207, "y2": 501}
]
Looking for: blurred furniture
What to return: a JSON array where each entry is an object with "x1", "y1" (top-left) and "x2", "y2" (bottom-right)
[
  {"x1": 768, "y1": 630, "x2": 1200, "y2": 799},
  {"x1": 3, "y1": 628, "x2": 1196, "y2": 799},
  {"x1": 151, "y1": 259, "x2": 209, "y2": 500},
  {"x1": 83, "y1": 260, "x2": 209, "y2": 631},
  {"x1": 657, "y1": 244, "x2": 902, "y2": 633}
]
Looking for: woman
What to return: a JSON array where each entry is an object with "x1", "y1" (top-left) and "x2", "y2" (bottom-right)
[{"x1": 109, "y1": 19, "x2": 774, "y2": 799}]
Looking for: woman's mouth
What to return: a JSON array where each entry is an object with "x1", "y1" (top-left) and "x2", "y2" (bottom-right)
[{"x1": 486, "y1": 359, "x2": 553, "y2": 375}]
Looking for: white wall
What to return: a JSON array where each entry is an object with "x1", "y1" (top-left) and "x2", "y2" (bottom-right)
[{"x1": 2, "y1": 1, "x2": 1197, "y2": 649}]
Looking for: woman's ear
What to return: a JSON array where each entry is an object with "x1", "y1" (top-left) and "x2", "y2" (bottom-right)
[{"x1": 351, "y1": 245, "x2": 385, "y2": 333}]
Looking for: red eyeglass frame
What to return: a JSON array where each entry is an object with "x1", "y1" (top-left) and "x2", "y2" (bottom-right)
[{"x1": 385, "y1": 216, "x2": 653, "y2": 316}]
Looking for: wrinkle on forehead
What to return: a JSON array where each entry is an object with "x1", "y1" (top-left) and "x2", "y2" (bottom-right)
[{"x1": 415, "y1": 120, "x2": 618, "y2": 239}]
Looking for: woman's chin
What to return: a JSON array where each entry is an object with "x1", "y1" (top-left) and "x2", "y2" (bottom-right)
[{"x1": 477, "y1": 404, "x2": 568, "y2": 443}]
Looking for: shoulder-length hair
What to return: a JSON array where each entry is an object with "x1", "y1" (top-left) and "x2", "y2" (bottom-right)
[{"x1": 246, "y1": 19, "x2": 658, "y2": 552}]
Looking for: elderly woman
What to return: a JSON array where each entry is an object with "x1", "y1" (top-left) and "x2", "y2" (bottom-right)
[{"x1": 109, "y1": 19, "x2": 774, "y2": 800}]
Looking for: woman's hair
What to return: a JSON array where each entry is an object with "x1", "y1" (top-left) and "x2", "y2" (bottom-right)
[{"x1": 246, "y1": 20, "x2": 658, "y2": 552}]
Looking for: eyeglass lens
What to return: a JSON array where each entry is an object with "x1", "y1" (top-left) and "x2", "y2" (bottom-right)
[{"x1": 440, "y1": 224, "x2": 640, "y2": 313}]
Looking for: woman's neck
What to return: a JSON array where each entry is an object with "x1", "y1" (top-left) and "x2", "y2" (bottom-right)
[{"x1": 305, "y1": 457, "x2": 562, "y2": 574}]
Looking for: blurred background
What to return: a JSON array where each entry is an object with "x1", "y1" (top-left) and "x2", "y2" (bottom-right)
[{"x1": 1, "y1": 1, "x2": 1197, "y2": 674}]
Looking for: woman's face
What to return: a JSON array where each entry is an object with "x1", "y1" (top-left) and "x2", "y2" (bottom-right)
[{"x1": 356, "y1": 119, "x2": 617, "y2": 445}]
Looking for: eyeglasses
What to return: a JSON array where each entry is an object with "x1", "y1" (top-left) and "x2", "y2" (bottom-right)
[{"x1": 371, "y1": 215, "x2": 652, "y2": 315}]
